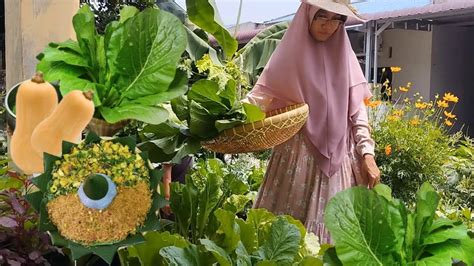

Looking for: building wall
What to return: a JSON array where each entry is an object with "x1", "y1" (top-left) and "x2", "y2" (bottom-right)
[
  {"x1": 5, "y1": 0, "x2": 78, "y2": 90},
  {"x1": 378, "y1": 29, "x2": 433, "y2": 99},
  {"x1": 431, "y1": 24, "x2": 474, "y2": 135}
]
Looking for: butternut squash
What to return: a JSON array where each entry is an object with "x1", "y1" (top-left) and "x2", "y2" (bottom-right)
[
  {"x1": 10, "y1": 72, "x2": 58, "y2": 174},
  {"x1": 31, "y1": 90, "x2": 95, "y2": 157}
]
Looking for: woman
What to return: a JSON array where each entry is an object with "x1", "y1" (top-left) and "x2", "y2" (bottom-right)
[{"x1": 247, "y1": 0, "x2": 381, "y2": 243}]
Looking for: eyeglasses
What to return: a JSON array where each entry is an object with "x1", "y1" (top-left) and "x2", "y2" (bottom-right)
[{"x1": 314, "y1": 17, "x2": 344, "y2": 27}]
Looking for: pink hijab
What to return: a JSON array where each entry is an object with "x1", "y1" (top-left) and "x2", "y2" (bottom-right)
[{"x1": 252, "y1": 2, "x2": 371, "y2": 177}]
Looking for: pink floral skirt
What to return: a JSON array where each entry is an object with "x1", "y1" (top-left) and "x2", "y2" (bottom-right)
[{"x1": 253, "y1": 131, "x2": 357, "y2": 244}]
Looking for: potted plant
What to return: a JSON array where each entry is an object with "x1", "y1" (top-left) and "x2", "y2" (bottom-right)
[{"x1": 35, "y1": 4, "x2": 188, "y2": 136}]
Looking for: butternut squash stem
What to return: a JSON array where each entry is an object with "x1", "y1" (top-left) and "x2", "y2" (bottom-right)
[
  {"x1": 31, "y1": 72, "x2": 45, "y2": 84},
  {"x1": 83, "y1": 91, "x2": 94, "y2": 101}
]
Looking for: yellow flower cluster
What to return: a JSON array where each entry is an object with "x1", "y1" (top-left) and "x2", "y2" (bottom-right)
[{"x1": 49, "y1": 141, "x2": 149, "y2": 196}]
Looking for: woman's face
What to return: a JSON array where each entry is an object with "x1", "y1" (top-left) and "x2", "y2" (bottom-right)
[{"x1": 309, "y1": 10, "x2": 345, "y2": 42}]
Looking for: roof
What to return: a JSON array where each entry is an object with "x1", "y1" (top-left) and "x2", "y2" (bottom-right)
[
  {"x1": 221, "y1": 1, "x2": 474, "y2": 44},
  {"x1": 359, "y1": 0, "x2": 474, "y2": 22}
]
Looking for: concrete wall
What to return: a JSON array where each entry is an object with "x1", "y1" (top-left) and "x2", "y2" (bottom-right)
[
  {"x1": 431, "y1": 24, "x2": 474, "y2": 135},
  {"x1": 378, "y1": 29, "x2": 433, "y2": 99},
  {"x1": 5, "y1": 0, "x2": 79, "y2": 90}
]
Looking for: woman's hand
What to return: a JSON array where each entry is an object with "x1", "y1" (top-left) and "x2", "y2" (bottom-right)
[{"x1": 362, "y1": 154, "x2": 381, "y2": 189}]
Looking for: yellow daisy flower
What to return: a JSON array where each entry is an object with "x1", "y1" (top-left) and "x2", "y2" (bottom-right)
[
  {"x1": 444, "y1": 111, "x2": 456, "y2": 119},
  {"x1": 443, "y1": 92, "x2": 459, "y2": 103},
  {"x1": 437, "y1": 100, "x2": 449, "y2": 108}
]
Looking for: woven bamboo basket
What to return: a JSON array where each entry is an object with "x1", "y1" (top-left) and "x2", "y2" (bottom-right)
[{"x1": 202, "y1": 103, "x2": 309, "y2": 154}]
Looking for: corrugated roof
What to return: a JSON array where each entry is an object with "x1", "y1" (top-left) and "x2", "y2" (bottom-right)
[
  {"x1": 361, "y1": 0, "x2": 474, "y2": 22},
  {"x1": 221, "y1": 1, "x2": 474, "y2": 43}
]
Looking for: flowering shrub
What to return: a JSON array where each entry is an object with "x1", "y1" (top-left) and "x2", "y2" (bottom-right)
[{"x1": 367, "y1": 70, "x2": 462, "y2": 203}]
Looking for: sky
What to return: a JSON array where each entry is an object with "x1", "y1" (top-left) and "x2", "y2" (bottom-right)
[
  {"x1": 174, "y1": 0, "x2": 433, "y2": 26},
  {"x1": 174, "y1": 0, "x2": 300, "y2": 26}
]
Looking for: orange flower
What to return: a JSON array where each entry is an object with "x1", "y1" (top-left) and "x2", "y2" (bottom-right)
[
  {"x1": 410, "y1": 118, "x2": 421, "y2": 126},
  {"x1": 385, "y1": 145, "x2": 392, "y2": 156},
  {"x1": 399, "y1": 86, "x2": 409, "y2": 92},
  {"x1": 415, "y1": 102, "x2": 428, "y2": 109},
  {"x1": 390, "y1": 66, "x2": 402, "y2": 73},
  {"x1": 445, "y1": 119, "x2": 453, "y2": 126},
  {"x1": 443, "y1": 92, "x2": 459, "y2": 103},
  {"x1": 437, "y1": 100, "x2": 449, "y2": 108},
  {"x1": 444, "y1": 111, "x2": 456, "y2": 119},
  {"x1": 365, "y1": 100, "x2": 382, "y2": 108}
]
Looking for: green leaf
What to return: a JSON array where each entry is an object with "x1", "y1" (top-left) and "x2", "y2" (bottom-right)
[
  {"x1": 186, "y1": 0, "x2": 238, "y2": 59},
  {"x1": 41, "y1": 46, "x2": 90, "y2": 67},
  {"x1": 200, "y1": 239, "x2": 232, "y2": 266},
  {"x1": 125, "y1": 69, "x2": 188, "y2": 106},
  {"x1": 123, "y1": 231, "x2": 188, "y2": 266},
  {"x1": 50, "y1": 39, "x2": 83, "y2": 54},
  {"x1": 169, "y1": 137, "x2": 202, "y2": 164},
  {"x1": 36, "y1": 60, "x2": 87, "y2": 83},
  {"x1": 72, "y1": 5, "x2": 98, "y2": 76},
  {"x1": 215, "y1": 119, "x2": 244, "y2": 132},
  {"x1": 188, "y1": 100, "x2": 218, "y2": 139},
  {"x1": 233, "y1": 241, "x2": 251, "y2": 266},
  {"x1": 298, "y1": 256, "x2": 323, "y2": 266},
  {"x1": 100, "y1": 104, "x2": 168, "y2": 124},
  {"x1": 214, "y1": 209, "x2": 240, "y2": 252},
  {"x1": 185, "y1": 27, "x2": 219, "y2": 61},
  {"x1": 171, "y1": 95, "x2": 189, "y2": 122},
  {"x1": 170, "y1": 181, "x2": 198, "y2": 239},
  {"x1": 428, "y1": 218, "x2": 456, "y2": 232},
  {"x1": 160, "y1": 244, "x2": 212, "y2": 266},
  {"x1": 324, "y1": 186, "x2": 403, "y2": 265},
  {"x1": 25, "y1": 191, "x2": 43, "y2": 212},
  {"x1": 237, "y1": 22, "x2": 288, "y2": 82},
  {"x1": 188, "y1": 80, "x2": 229, "y2": 115},
  {"x1": 143, "y1": 122, "x2": 181, "y2": 139},
  {"x1": 423, "y1": 224, "x2": 470, "y2": 245},
  {"x1": 322, "y1": 247, "x2": 343, "y2": 266},
  {"x1": 373, "y1": 183, "x2": 393, "y2": 202},
  {"x1": 414, "y1": 254, "x2": 452, "y2": 266},
  {"x1": 59, "y1": 77, "x2": 101, "y2": 106},
  {"x1": 96, "y1": 35, "x2": 106, "y2": 84},
  {"x1": 219, "y1": 79, "x2": 237, "y2": 109},
  {"x1": 413, "y1": 182, "x2": 440, "y2": 253},
  {"x1": 119, "y1": 6, "x2": 140, "y2": 23},
  {"x1": 281, "y1": 215, "x2": 306, "y2": 245},
  {"x1": 236, "y1": 218, "x2": 258, "y2": 254},
  {"x1": 247, "y1": 209, "x2": 276, "y2": 247},
  {"x1": 108, "y1": 9, "x2": 186, "y2": 102},
  {"x1": 223, "y1": 195, "x2": 250, "y2": 214},
  {"x1": 256, "y1": 217, "x2": 301, "y2": 265},
  {"x1": 196, "y1": 174, "x2": 223, "y2": 239},
  {"x1": 256, "y1": 261, "x2": 277, "y2": 266},
  {"x1": 425, "y1": 238, "x2": 474, "y2": 265},
  {"x1": 0, "y1": 176, "x2": 23, "y2": 190},
  {"x1": 243, "y1": 102, "x2": 266, "y2": 123}
]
